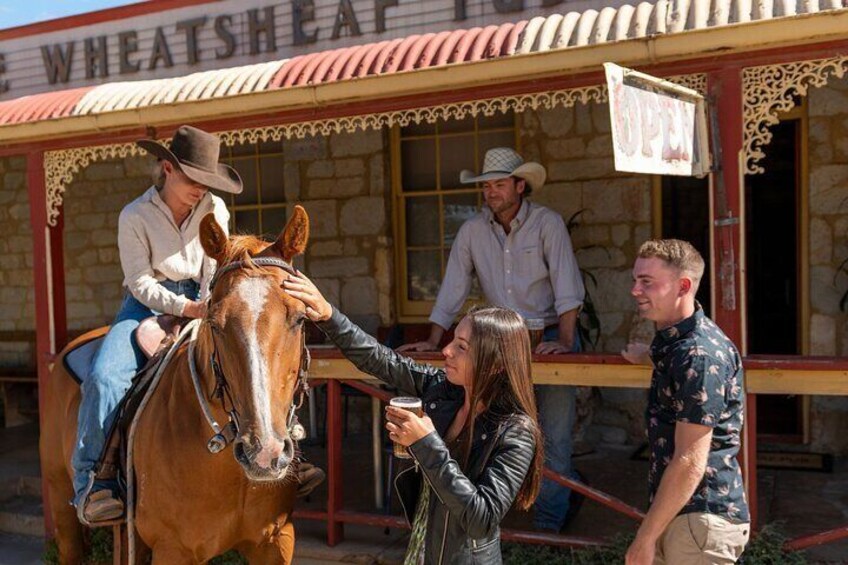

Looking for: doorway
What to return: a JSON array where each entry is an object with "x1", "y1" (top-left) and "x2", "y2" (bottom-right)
[{"x1": 745, "y1": 117, "x2": 804, "y2": 441}]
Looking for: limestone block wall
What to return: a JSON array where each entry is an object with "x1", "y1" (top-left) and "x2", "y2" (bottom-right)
[
  {"x1": 61, "y1": 129, "x2": 392, "y2": 338},
  {"x1": 285, "y1": 129, "x2": 392, "y2": 335},
  {"x1": 57, "y1": 131, "x2": 391, "y2": 434},
  {"x1": 520, "y1": 103, "x2": 652, "y2": 355},
  {"x1": 63, "y1": 156, "x2": 151, "y2": 331},
  {"x1": 0, "y1": 156, "x2": 35, "y2": 368},
  {"x1": 280, "y1": 130, "x2": 392, "y2": 434},
  {"x1": 520, "y1": 102, "x2": 653, "y2": 444},
  {"x1": 807, "y1": 77, "x2": 848, "y2": 454}
]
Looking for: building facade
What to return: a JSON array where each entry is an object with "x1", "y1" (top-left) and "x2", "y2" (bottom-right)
[{"x1": 1, "y1": 0, "x2": 848, "y2": 546}]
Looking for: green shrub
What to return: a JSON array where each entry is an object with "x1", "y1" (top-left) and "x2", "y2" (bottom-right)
[
  {"x1": 87, "y1": 528, "x2": 113, "y2": 564},
  {"x1": 43, "y1": 538, "x2": 59, "y2": 565},
  {"x1": 209, "y1": 550, "x2": 248, "y2": 564},
  {"x1": 742, "y1": 524, "x2": 807, "y2": 565},
  {"x1": 43, "y1": 522, "x2": 806, "y2": 564},
  {"x1": 502, "y1": 524, "x2": 807, "y2": 565}
]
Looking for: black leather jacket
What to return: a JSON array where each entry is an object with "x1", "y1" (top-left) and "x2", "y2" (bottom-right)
[{"x1": 317, "y1": 309, "x2": 537, "y2": 565}]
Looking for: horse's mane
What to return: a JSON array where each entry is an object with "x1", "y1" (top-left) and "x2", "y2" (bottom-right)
[{"x1": 222, "y1": 234, "x2": 272, "y2": 266}]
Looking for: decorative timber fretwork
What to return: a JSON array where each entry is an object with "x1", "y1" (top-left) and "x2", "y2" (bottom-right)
[
  {"x1": 743, "y1": 55, "x2": 848, "y2": 175},
  {"x1": 44, "y1": 73, "x2": 707, "y2": 226},
  {"x1": 44, "y1": 143, "x2": 142, "y2": 227}
]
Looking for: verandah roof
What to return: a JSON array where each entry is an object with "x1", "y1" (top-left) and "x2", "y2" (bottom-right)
[{"x1": 0, "y1": 0, "x2": 845, "y2": 139}]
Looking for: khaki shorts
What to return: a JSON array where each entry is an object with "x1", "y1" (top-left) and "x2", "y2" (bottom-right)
[{"x1": 655, "y1": 512, "x2": 750, "y2": 565}]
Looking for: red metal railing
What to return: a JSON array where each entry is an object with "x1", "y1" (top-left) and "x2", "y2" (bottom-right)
[
  {"x1": 295, "y1": 352, "x2": 848, "y2": 553},
  {"x1": 294, "y1": 377, "x2": 634, "y2": 548}
]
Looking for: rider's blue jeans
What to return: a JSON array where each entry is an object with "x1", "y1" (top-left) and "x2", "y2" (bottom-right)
[
  {"x1": 71, "y1": 280, "x2": 199, "y2": 502},
  {"x1": 533, "y1": 325, "x2": 581, "y2": 531}
]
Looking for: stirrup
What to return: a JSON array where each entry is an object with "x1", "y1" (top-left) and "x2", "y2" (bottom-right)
[
  {"x1": 83, "y1": 490, "x2": 124, "y2": 523},
  {"x1": 75, "y1": 472, "x2": 124, "y2": 526}
]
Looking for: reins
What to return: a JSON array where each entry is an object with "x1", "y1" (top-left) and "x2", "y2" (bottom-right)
[
  {"x1": 193, "y1": 256, "x2": 312, "y2": 452},
  {"x1": 126, "y1": 256, "x2": 311, "y2": 564}
]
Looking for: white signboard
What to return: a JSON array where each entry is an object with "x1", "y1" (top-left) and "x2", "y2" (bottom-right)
[{"x1": 604, "y1": 62, "x2": 710, "y2": 177}]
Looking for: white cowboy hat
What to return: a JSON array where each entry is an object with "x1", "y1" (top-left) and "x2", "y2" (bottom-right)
[{"x1": 459, "y1": 147, "x2": 546, "y2": 192}]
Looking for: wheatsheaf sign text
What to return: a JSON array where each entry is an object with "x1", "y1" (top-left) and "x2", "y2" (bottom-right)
[{"x1": 0, "y1": 0, "x2": 566, "y2": 95}]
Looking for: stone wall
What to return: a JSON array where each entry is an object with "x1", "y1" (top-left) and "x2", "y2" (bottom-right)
[
  {"x1": 520, "y1": 102, "x2": 652, "y2": 355},
  {"x1": 63, "y1": 156, "x2": 152, "y2": 331},
  {"x1": 57, "y1": 132, "x2": 391, "y2": 434},
  {"x1": 806, "y1": 77, "x2": 848, "y2": 454},
  {"x1": 520, "y1": 102, "x2": 653, "y2": 445},
  {"x1": 61, "y1": 129, "x2": 392, "y2": 336},
  {"x1": 0, "y1": 156, "x2": 35, "y2": 369},
  {"x1": 286, "y1": 129, "x2": 392, "y2": 335}
]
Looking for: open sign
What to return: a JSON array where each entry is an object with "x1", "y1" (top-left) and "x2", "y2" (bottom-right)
[{"x1": 604, "y1": 63, "x2": 710, "y2": 177}]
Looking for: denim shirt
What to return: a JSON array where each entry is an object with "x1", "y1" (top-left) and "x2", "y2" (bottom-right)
[{"x1": 647, "y1": 304, "x2": 750, "y2": 523}]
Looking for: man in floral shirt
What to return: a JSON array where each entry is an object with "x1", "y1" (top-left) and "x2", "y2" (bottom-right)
[{"x1": 623, "y1": 239, "x2": 749, "y2": 565}]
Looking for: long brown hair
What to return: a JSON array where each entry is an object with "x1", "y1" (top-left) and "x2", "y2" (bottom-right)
[{"x1": 460, "y1": 307, "x2": 544, "y2": 510}]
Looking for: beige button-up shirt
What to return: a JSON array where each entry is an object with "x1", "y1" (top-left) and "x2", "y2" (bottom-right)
[
  {"x1": 429, "y1": 199, "x2": 584, "y2": 329},
  {"x1": 118, "y1": 186, "x2": 230, "y2": 316}
]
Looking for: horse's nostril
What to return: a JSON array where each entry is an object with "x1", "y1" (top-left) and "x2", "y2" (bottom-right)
[
  {"x1": 271, "y1": 456, "x2": 288, "y2": 471},
  {"x1": 270, "y1": 439, "x2": 295, "y2": 471},
  {"x1": 234, "y1": 442, "x2": 250, "y2": 466},
  {"x1": 283, "y1": 437, "x2": 295, "y2": 460},
  {"x1": 240, "y1": 437, "x2": 261, "y2": 458}
]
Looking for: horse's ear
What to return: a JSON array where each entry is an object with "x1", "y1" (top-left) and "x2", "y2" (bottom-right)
[
  {"x1": 276, "y1": 205, "x2": 309, "y2": 262},
  {"x1": 200, "y1": 213, "x2": 229, "y2": 263}
]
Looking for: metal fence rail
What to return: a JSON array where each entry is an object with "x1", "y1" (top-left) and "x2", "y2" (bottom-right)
[{"x1": 298, "y1": 352, "x2": 848, "y2": 551}]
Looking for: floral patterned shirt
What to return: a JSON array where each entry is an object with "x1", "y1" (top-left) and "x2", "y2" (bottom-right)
[{"x1": 647, "y1": 304, "x2": 750, "y2": 523}]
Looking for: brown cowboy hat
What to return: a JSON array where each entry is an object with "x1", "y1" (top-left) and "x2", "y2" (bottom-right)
[{"x1": 137, "y1": 125, "x2": 243, "y2": 194}]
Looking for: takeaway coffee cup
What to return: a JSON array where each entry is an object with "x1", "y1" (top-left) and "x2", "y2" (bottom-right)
[{"x1": 389, "y1": 396, "x2": 423, "y2": 459}]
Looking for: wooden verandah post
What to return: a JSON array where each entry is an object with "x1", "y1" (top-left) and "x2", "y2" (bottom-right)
[
  {"x1": 708, "y1": 65, "x2": 756, "y2": 528},
  {"x1": 28, "y1": 150, "x2": 68, "y2": 537}
]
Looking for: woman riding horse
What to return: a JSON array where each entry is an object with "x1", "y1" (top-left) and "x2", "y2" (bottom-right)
[{"x1": 72, "y1": 125, "x2": 239, "y2": 523}]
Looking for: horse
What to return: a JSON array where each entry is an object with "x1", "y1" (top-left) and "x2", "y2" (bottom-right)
[{"x1": 40, "y1": 205, "x2": 312, "y2": 564}]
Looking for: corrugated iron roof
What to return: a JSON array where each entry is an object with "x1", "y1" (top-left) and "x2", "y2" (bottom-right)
[
  {"x1": 0, "y1": 86, "x2": 93, "y2": 125},
  {"x1": 71, "y1": 60, "x2": 286, "y2": 116},
  {"x1": 0, "y1": 0, "x2": 845, "y2": 126}
]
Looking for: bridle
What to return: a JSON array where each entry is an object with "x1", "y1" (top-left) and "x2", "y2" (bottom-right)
[{"x1": 187, "y1": 256, "x2": 311, "y2": 455}]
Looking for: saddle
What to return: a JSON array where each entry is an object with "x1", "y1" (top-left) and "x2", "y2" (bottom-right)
[
  {"x1": 64, "y1": 315, "x2": 188, "y2": 506},
  {"x1": 63, "y1": 314, "x2": 325, "y2": 527}
]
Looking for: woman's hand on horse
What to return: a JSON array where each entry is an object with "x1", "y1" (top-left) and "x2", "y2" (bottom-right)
[
  {"x1": 283, "y1": 273, "x2": 333, "y2": 322},
  {"x1": 385, "y1": 405, "x2": 435, "y2": 447},
  {"x1": 183, "y1": 300, "x2": 208, "y2": 319}
]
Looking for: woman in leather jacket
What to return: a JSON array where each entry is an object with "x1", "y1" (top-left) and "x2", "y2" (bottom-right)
[{"x1": 285, "y1": 273, "x2": 544, "y2": 565}]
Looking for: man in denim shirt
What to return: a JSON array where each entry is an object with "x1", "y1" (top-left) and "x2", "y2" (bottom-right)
[{"x1": 623, "y1": 239, "x2": 749, "y2": 564}]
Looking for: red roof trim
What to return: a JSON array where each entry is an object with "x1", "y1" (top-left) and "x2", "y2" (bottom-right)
[
  {"x1": 469, "y1": 25, "x2": 500, "y2": 61},
  {"x1": 354, "y1": 40, "x2": 390, "y2": 78},
  {"x1": 335, "y1": 43, "x2": 372, "y2": 81},
  {"x1": 0, "y1": 0, "x2": 219, "y2": 40},
  {"x1": 419, "y1": 31, "x2": 452, "y2": 68},
  {"x1": 434, "y1": 29, "x2": 466, "y2": 66},
  {"x1": 0, "y1": 87, "x2": 93, "y2": 125}
]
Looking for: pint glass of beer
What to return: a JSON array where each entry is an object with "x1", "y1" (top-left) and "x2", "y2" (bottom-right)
[
  {"x1": 525, "y1": 318, "x2": 545, "y2": 349},
  {"x1": 389, "y1": 396, "x2": 423, "y2": 459}
]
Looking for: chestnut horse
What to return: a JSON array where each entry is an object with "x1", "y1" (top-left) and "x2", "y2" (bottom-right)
[{"x1": 40, "y1": 206, "x2": 311, "y2": 564}]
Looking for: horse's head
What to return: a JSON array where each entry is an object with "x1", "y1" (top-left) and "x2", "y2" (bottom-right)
[{"x1": 199, "y1": 205, "x2": 310, "y2": 482}]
